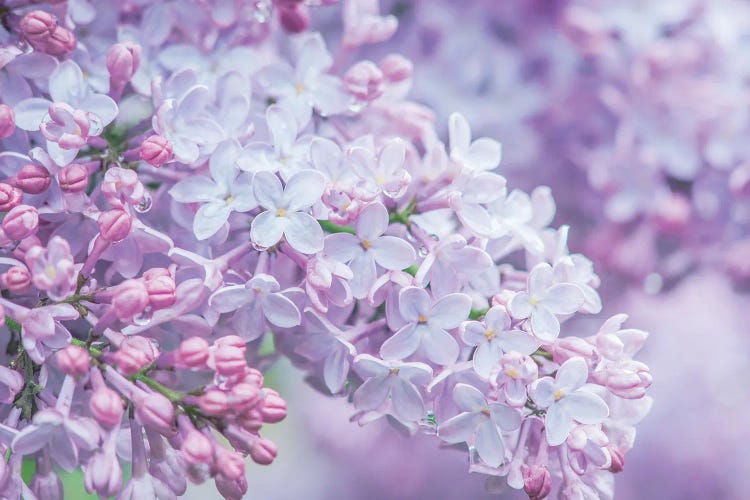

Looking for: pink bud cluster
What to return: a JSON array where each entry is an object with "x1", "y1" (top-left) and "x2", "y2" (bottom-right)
[{"x1": 0, "y1": 1, "x2": 652, "y2": 499}]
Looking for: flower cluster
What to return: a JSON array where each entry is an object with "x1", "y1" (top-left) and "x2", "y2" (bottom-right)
[{"x1": 0, "y1": 0, "x2": 651, "y2": 499}]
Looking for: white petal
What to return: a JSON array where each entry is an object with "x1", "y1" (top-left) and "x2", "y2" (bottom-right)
[
  {"x1": 251, "y1": 211, "x2": 286, "y2": 249},
  {"x1": 371, "y1": 235, "x2": 415, "y2": 270},
  {"x1": 169, "y1": 176, "x2": 221, "y2": 203},
  {"x1": 453, "y1": 383, "x2": 486, "y2": 412},
  {"x1": 262, "y1": 293, "x2": 301, "y2": 328},
  {"x1": 353, "y1": 375, "x2": 390, "y2": 412},
  {"x1": 285, "y1": 212, "x2": 324, "y2": 254},
  {"x1": 283, "y1": 170, "x2": 325, "y2": 211},
  {"x1": 530, "y1": 307, "x2": 560, "y2": 341},
  {"x1": 391, "y1": 379, "x2": 424, "y2": 422},
  {"x1": 209, "y1": 285, "x2": 252, "y2": 313},
  {"x1": 355, "y1": 202, "x2": 389, "y2": 241},
  {"x1": 545, "y1": 403, "x2": 573, "y2": 446},
  {"x1": 13, "y1": 98, "x2": 51, "y2": 131},
  {"x1": 438, "y1": 412, "x2": 481, "y2": 444},
  {"x1": 379, "y1": 324, "x2": 420, "y2": 360},
  {"x1": 543, "y1": 284, "x2": 585, "y2": 315},
  {"x1": 565, "y1": 392, "x2": 609, "y2": 425},
  {"x1": 422, "y1": 325, "x2": 459, "y2": 365},
  {"x1": 429, "y1": 293, "x2": 472, "y2": 329},
  {"x1": 252, "y1": 171, "x2": 283, "y2": 210},
  {"x1": 193, "y1": 202, "x2": 231, "y2": 240},
  {"x1": 556, "y1": 357, "x2": 589, "y2": 393},
  {"x1": 475, "y1": 419, "x2": 505, "y2": 467}
]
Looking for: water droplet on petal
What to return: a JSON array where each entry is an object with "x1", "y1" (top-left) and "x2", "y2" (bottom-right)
[
  {"x1": 252, "y1": 241, "x2": 268, "y2": 252},
  {"x1": 418, "y1": 246, "x2": 428, "y2": 257},
  {"x1": 253, "y1": 0, "x2": 273, "y2": 22},
  {"x1": 132, "y1": 306, "x2": 153, "y2": 326},
  {"x1": 134, "y1": 192, "x2": 152, "y2": 213}
]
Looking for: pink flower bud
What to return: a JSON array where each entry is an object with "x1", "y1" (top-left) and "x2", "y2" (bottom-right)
[
  {"x1": 12, "y1": 235, "x2": 40, "y2": 261},
  {"x1": 44, "y1": 26, "x2": 76, "y2": 57},
  {"x1": 135, "y1": 392, "x2": 175, "y2": 432},
  {"x1": 0, "y1": 104, "x2": 15, "y2": 139},
  {"x1": 521, "y1": 464, "x2": 552, "y2": 500},
  {"x1": 198, "y1": 389, "x2": 229, "y2": 416},
  {"x1": 145, "y1": 274, "x2": 176, "y2": 309},
  {"x1": 214, "y1": 449, "x2": 245, "y2": 480},
  {"x1": 98, "y1": 209, "x2": 132, "y2": 242},
  {"x1": 0, "y1": 183, "x2": 23, "y2": 211},
  {"x1": 15, "y1": 164, "x2": 51, "y2": 195},
  {"x1": 56, "y1": 344, "x2": 90, "y2": 377},
  {"x1": 214, "y1": 335, "x2": 247, "y2": 352},
  {"x1": 241, "y1": 367, "x2": 264, "y2": 388},
  {"x1": 113, "y1": 335, "x2": 158, "y2": 374},
  {"x1": 101, "y1": 167, "x2": 144, "y2": 207},
  {"x1": 177, "y1": 337, "x2": 210, "y2": 369},
  {"x1": 249, "y1": 438, "x2": 277, "y2": 465},
  {"x1": 2, "y1": 204, "x2": 38, "y2": 240},
  {"x1": 84, "y1": 451, "x2": 122, "y2": 497},
  {"x1": 140, "y1": 135, "x2": 173, "y2": 167},
  {"x1": 107, "y1": 43, "x2": 141, "y2": 84},
  {"x1": 215, "y1": 475, "x2": 248, "y2": 500},
  {"x1": 379, "y1": 54, "x2": 413, "y2": 83},
  {"x1": 2, "y1": 266, "x2": 31, "y2": 293},
  {"x1": 181, "y1": 430, "x2": 214, "y2": 465},
  {"x1": 344, "y1": 61, "x2": 384, "y2": 102},
  {"x1": 259, "y1": 389, "x2": 287, "y2": 423},
  {"x1": 142, "y1": 267, "x2": 170, "y2": 280},
  {"x1": 552, "y1": 337, "x2": 596, "y2": 364},
  {"x1": 608, "y1": 446, "x2": 625, "y2": 473},
  {"x1": 20, "y1": 11, "x2": 57, "y2": 43},
  {"x1": 89, "y1": 387, "x2": 124, "y2": 427},
  {"x1": 213, "y1": 345, "x2": 247, "y2": 377},
  {"x1": 228, "y1": 382, "x2": 260, "y2": 411},
  {"x1": 654, "y1": 193, "x2": 690, "y2": 233},
  {"x1": 112, "y1": 279, "x2": 149, "y2": 320},
  {"x1": 58, "y1": 163, "x2": 89, "y2": 193},
  {"x1": 31, "y1": 469, "x2": 63, "y2": 499},
  {"x1": 278, "y1": 5, "x2": 310, "y2": 33}
]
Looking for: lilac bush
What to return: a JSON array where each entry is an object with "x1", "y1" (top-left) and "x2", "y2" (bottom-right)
[{"x1": 0, "y1": 1, "x2": 652, "y2": 499}]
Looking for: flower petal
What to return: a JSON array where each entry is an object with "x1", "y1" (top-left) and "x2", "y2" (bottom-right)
[
  {"x1": 285, "y1": 212, "x2": 324, "y2": 254},
  {"x1": 544, "y1": 403, "x2": 573, "y2": 446},
  {"x1": 565, "y1": 391, "x2": 609, "y2": 425},
  {"x1": 475, "y1": 419, "x2": 505, "y2": 467},
  {"x1": 250, "y1": 211, "x2": 286, "y2": 249},
  {"x1": 453, "y1": 383, "x2": 486, "y2": 412},
  {"x1": 390, "y1": 378, "x2": 424, "y2": 422},
  {"x1": 380, "y1": 324, "x2": 420, "y2": 360},
  {"x1": 262, "y1": 293, "x2": 301, "y2": 328},
  {"x1": 429, "y1": 293, "x2": 472, "y2": 329},
  {"x1": 543, "y1": 283, "x2": 585, "y2": 315},
  {"x1": 439, "y1": 412, "x2": 481, "y2": 444},
  {"x1": 371, "y1": 235, "x2": 415, "y2": 270}
]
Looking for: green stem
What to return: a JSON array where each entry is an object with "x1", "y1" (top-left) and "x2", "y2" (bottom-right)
[
  {"x1": 318, "y1": 219, "x2": 356, "y2": 234},
  {"x1": 533, "y1": 347, "x2": 553, "y2": 360},
  {"x1": 389, "y1": 199, "x2": 416, "y2": 226},
  {"x1": 469, "y1": 307, "x2": 489, "y2": 320}
]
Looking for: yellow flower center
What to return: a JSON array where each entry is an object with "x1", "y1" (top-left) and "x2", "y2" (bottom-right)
[
  {"x1": 390, "y1": 367, "x2": 400, "y2": 375},
  {"x1": 295, "y1": 83, "x2": 305, "y2": 94},
  {"x1": 225, "y1": 195, "x2": 235, "y2": 204},
  {"x1": 505, "y1": 366, "x2": 520, "y2": 379},
  {"x1": 483, "y1": 328, "x2": 496, "y2": 341},
  {"x1": 553, "y1": 390, "x2": 565, "y2": 401},
  {"x1": 361, "y1": 239, "x2": 372, "y2": 249},
  {"x1": 45, "y1": 265, "x2": 57, "y2": 279},
  {"x1": 418, "y1": 315, "x2": 428, "y2": 324},
  {"x1": 529, "y1": 295, "x2": 540, "y2": 306},
  {"x1": 276, "y1": 208, "x2": 287, "y2": 217},
  {"x1": 481, "y1": 408, "x2": 491, "y2": 416}
]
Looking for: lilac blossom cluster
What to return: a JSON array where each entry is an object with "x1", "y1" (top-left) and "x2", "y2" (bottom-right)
[
  {"x1": 0, "y1": 0, "x2": 651, "y2": 499},
  {"x1": 377, "y1": 0, "x2": 750, "y2": 291}
]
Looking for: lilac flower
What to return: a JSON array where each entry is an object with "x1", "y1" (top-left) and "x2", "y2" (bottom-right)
[
  {"x1": 415, "y1": 234, "x2": 493, "y2": 297},
  {"x1": 352, "y1": 354, "x2": 432, "y2": 422},
  {"x1": 530, "y1": 357, "x2": 609, "y2": 446},
  {"x1": 507, "y1": 263, "x2": 585, "y2": 341},
  {"x1": 460, "y1": 306, "x2": 539, "y2": 378},
  {"x1": 152, "y1": 83, "x2": 224, "y2": 164},
  {"x1": 324, "y1": 201, "x2": 416, "y2": 298},
  {"x1": 448, "y1": 113, "x2": 502, "y2": 172},
  {"x1": 209, "y1": 274, "x2": 301, "y2": 341},
  {"x1": 19, "y1": 303, "x2": 78, "y2": 363},
  {"x1": 255, "y1": 33, "x2": 348, "y2": 127},
  {"x1": 13, "y1": 61, "x2": 117, "y2": 165},
  {"x1": 380, "y1": 286, "x2": 471, "y2": 365},
  {"x1": 438, "y1": 383, "x2": 521, "y2": 467},
  {"x1": 250, "y1": 170, "x2": 325, "y2": 254},
  {"x1": 241, "y1": 105, "x2": 310, "y2": 179},
  {"x1": 349, "y1": 139, "x2": 411, "y2": 199},
  {"x1": 168, "y1": 140, "x2": 256, "y2": 240},
  {"x1": 24, "y1": 236, "x2": 77, "y2": 301}
]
